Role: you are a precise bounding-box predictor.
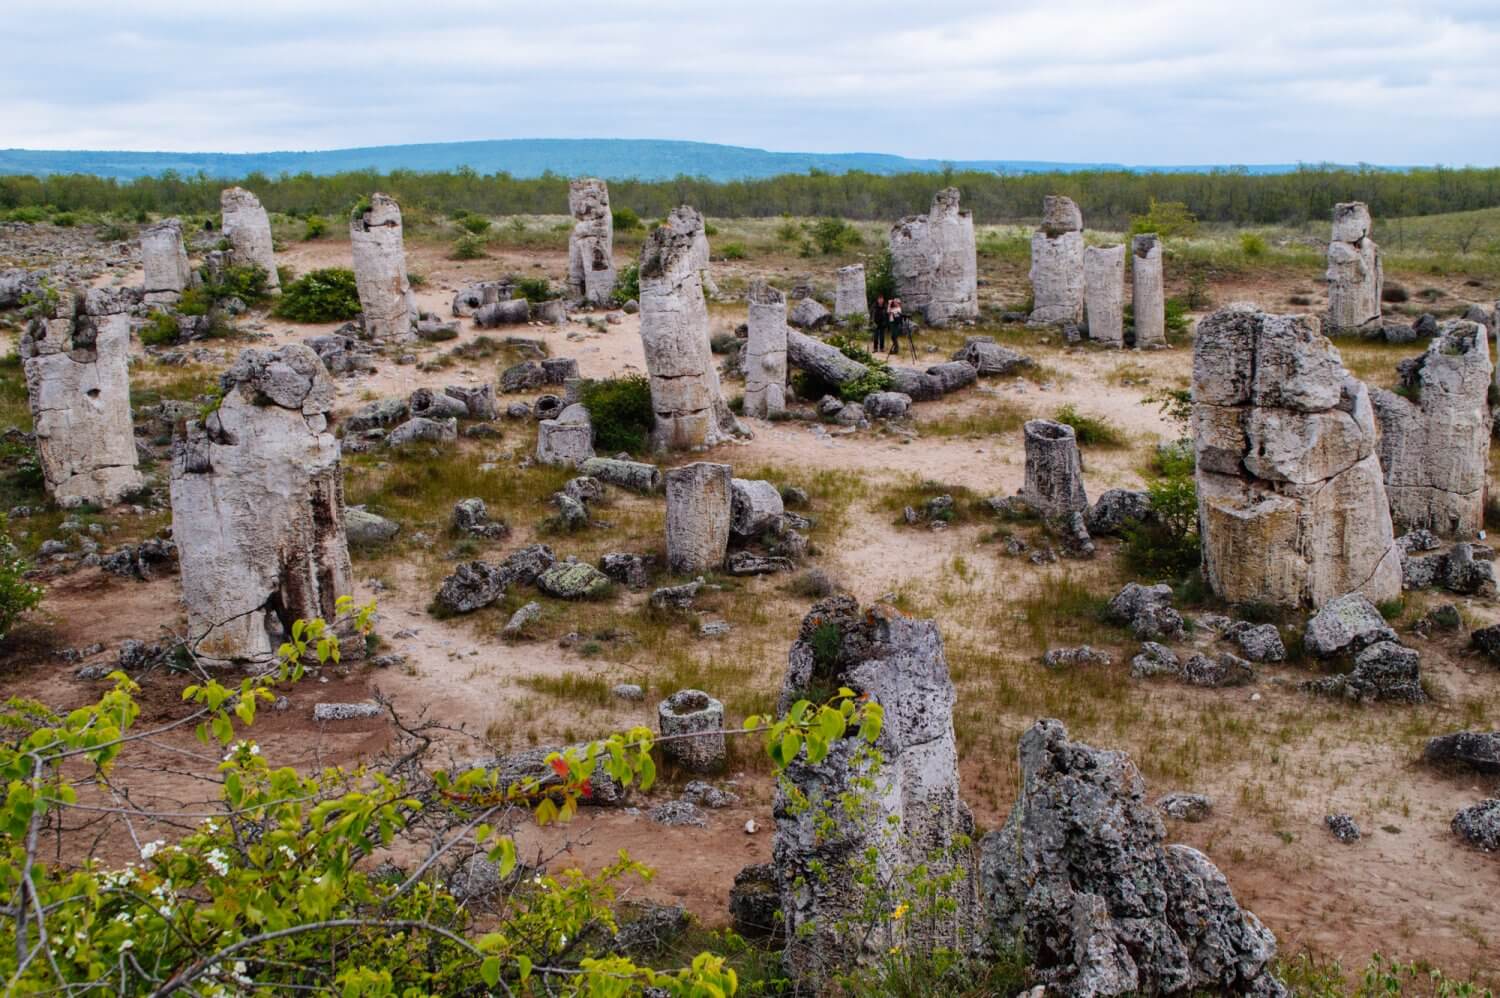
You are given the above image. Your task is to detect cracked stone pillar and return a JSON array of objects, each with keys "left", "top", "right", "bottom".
[
  {"left": 219, "top": 187, "right": 281, "bottom": 291},
  {"left": 350, "top": 193, "right": 418, "bottom": 340},
  {"left": 140, "top": 219, "right": 193, "bottom": 305},
  {"left": 1326, "top": 202, "right": 1382, "bottom": 333},
  {"left": 1022, "top": 419, "right": 1089, "bottom": 517},
  {"left": 566, "top": 178, "right": 616, "bottom": 305},
  {"left": 773, "top": 596, "right": 978, "bottom": 985},
  {"left": 1028, "top": 195, "right": 1085, "bottom": 327},
  {"left": 638, "top": 207, "right": 741, "bottom": 450},
  {"left": 1193, "top": 304, "right": 1400, "bottom": 607},
  {"left": 744, "top": 279, "right": 788, "bottom": 419},
  {"left": 664, "top": 461, "right": 731, "bottom": 574},
  {"left": 170, "top": 344, "right": 352, "bottom": 663},
  {"left": 889, "top": 187, "right": 977, "bottom": 327},
  {"left": 834, "top": 264, "right": 868, "bottom": 323},
  {"left": 20, "top": 288, "right": 143, "bottom": 507},
  {"left": 1084, "top": 244, "right": 1125, "bottom": 347},
  {"left": 1131, "top": 233, "right": 1165, "bottom": 347},
  {"left": 1371, "top": 320, "right": 1492, "bottom": 537}
]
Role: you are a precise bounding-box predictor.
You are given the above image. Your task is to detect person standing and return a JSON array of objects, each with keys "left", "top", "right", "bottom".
[
  {"left": 886, "top": 297, "right": 905, "bottom": 356},
  {"left": 871, "top": 293, "right": 888, "bottom": 353}
]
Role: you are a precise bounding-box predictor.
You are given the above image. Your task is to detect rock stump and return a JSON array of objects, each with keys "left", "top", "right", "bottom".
[
  {"left": 657, "top": 689, "right": 726, "bottom": 772},
  {"left": 1131, "top": 233, "right": 1165, "bottom": 347},
  {"left": 665, "top": 462, "right": 731, "bottom": 574},
  {"left": 1084, "top": 244, "right": 1125, "bottom": 347},
  {"left": 1028, "top": 195, "right": 1085, "bottom": 327}
]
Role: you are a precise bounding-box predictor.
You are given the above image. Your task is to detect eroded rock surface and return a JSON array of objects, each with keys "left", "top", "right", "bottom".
[
  {"left": 1326, "top": 202, "right": 1382, "bottom": 333},
  {"left": 220, "top": 187, "right": 280, "bottom": 290},
  {"left": 744, "top": 279, "right": 788, "bottom": 419},
  {"left": 1028, "top": 196, "right": 1085, "bottom": 327},
  {"left": 665, "top": 462, "right": 731, "bottom": 574},
  {"left": 350, "top": 193, "right": 418, "bottom": 340},
  {"left": 1084, "top": 243, "right": 1125, "bottom": 346},
  {"left": 567, "top": 178, "right": 616, "bottom": 305},
  {"left": 1131, "top": 234, "right": 1166, "bottom": 347},
  {"left": 889, "top": 187, "right": 978, "bottom": 326},
  {"left": 139, "top": 219, "right": 192, "bottom": 303}
]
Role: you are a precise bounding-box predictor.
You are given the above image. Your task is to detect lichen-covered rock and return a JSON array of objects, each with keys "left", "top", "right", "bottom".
[
  {"left": 1131, "top": 234, "right": 1166, "bottom": 347},
  {"left": 578, "top": 457, "right": 662, "bottom": 493},
  {"left": 1042, "top": 645, "right": 1113, "bottom": 669},
  {"left": 536, "top": 403, "right": 595, "bottom": 466},
  {"left": 1326, "top": 202, "right": 1382, "bottom": 333},
  {"left": 1452, "top": 799, "right": 1500, "bottom": 851},
  {"left": 1084, "top": 244, "right": 1126, "bottom": 346},
  {"left": 978, "top": 719, "right": 1285, "bottom": 997},
  {"left": 1304, "top": 592, "right": 1396, "bottom": 657},
  {"left": 1424, "top": 731, "right": 1500, "bottom": 774},
  {"left": 744, "top": 280, "right": 788, "bottom": 418},
  {"left": 1087, "top": 489, "right": 1152, "bottom": 536},
  {"left": 725, "top": 551, "right": 794, "bottom": 576},
  {"left": 658, "top": 689, "right": 725, "bottom": 772},
  {"left": 1440, "top": 542, "right": 1496, "bottom": 596},
  {"left": 21, "top": 288, "right": 143, "bottom": 506},
  {"left": 435, "top": 560, "right": 507, "bottom": 614},
  {"left": 650, "top": 578, "right": 702, "bottom": 610},
  {"left": 1370, "top": 321, "right": 1491, "bottom": 537},
  {"left": 140, "top": 219, "right": 193, "bottom": 302},
  {"left": 1226, "top": 622, "right": 1286, "bottom": 663},
  {"left": 834, "top": 264, "right": 867, "bottom": 322},
  {"left": 598, "top": 552, "right": 653, "bottom": 590},
  {"left": 863, "top": 391, "right": 911, "bottom": 420},
  {"left": 1193, "top": 304, "right": 1400, "bottom": 607},
  {"left": 345, "top": 508, "right": 399, "bottom": 546},
  {"left": 344, "top": 397, "right": 408, "bottom": 433},
  {"left": 451, "top": 497, "right": 509, "bottom": 539},
  {"left": 1028, "top": 196, "right": 1085, "bottom": 327},
  {"left": 1107, "top": 583, "right": 1186, "bottom": 641},
  {"left": 665, "top": 462, "right": 731, "bottom": 574},
  {"left": 1159, "top": 792, "right": 1213, "bottom": 823},
  {"left": 1344, "top": 641, "right": 1425, "bottom": 703},
  {"left": 170, "top": 344, "right": 351, "bottom": 662},
  {"left": 1131, "top": 641, "right": 1180, "bottom": 678},
  {"left": 730, "top": 478, "right": 784, "bottom": 539},
  {"left": 220, "top": 187, "right": 280, "bottom": 291},
  {"left": 1179, "top": 652, "right": 1255, "bottom": 688},
  {"left": 889, "top": 187, "right": 978, "bottom": 326},
  {"left": 386, "top": 416, "right": 456, "bottom": 448},
  {"left": 1023, "top": 419, "right": 1089, "bottom": 518},
  {"left": 567, "top": 178, "right": 616, "bottom": 305},
  {"left": 729, "top": 863, "right": 783, "bottom": 939},
  {"left": 536, "top": 561, "right": 611, "bottom": 599},
  {"left": 350, "top": 193, "right": 417, "bottom": 339}
]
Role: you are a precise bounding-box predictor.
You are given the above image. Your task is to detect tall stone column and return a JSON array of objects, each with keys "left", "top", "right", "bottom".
[
  {"left": 220, "top": 187, "right": 281, "bottom": 290},
  {"left": 350, "top": 193, "right": 418, "bottom": 340},
  {"left": 664, "top": 461, "right": 731, "bottom": 574},
  {"left": 834, "top": 264, "right": 868, "bottom": 323},
  {"left": 744, "top": 279, "right": 788, "bottom": 419},
  {"left": 1326, "top": 201, "right": 1382, "bottom": 333},
  {"left": 21, "top": 288, "right": 143, "bottom": 507},
  {"left": 566, "top": 178, "right": 616, "bottom": 305},
  {"left": 140, "top": 219, "right": 193, "bottom": 305},
  {"left": 170, "top": 345, "right": 352, "bottom": 663},
  {"left": 638, "top": 206, "right": 740, "bottom": 450},
  {"left": 1027, "top": 195, "right": 1085, "bottom": 327},
  {"left": 1083, "top": 244, "right": 1125, "bottom": 347},
  {"left": 1022, "top": 419, "right": 1089, "bottom": 517},
  {"left": 1131, "top": 233, "right": 1165, "bottom": 347},
  {"left": 889, "top": 187, "right": 977, "bottom": 326}
]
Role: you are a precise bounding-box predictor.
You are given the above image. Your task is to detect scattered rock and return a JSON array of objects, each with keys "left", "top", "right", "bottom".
[
  {"left": 502, "top": 601, "right": 543, "bottom": 638},
  {"left": 1179, "top": 652, "right": 1256, "bottom": 688},
  {"left": 1041, "top": 645, "right": 1112, "bottom": 669},
  {"left": 313, "top": 702, "right": 383, "bottom": 722},
  {"left": 536, "top": 562, "right": 611, "bottom": 600},
  {"left": 1304, "top": 593, "right": 1396, "bottom": 658},
  {"left": 1106, "top": 582, "right": 1186, "bottom": 641},
  {"left": 650, "top": 579, "right": 702, "bottom": 610},
  {"left": 1325, "top": 814, "right": 1361, "bottom": 843},
  {"left": 648, "top": 800, "right": 708, "bottom": 828},
  {"left": 1452, "top": 799, "right": 1500, "bottom": 851},
  {"left": 1159, "top": 792, "right": 1214, "bottom": 823},
  {"left": 1424, "top": 731, "right": 1500, "bottom": 774},
  {"left": 1131, "top": 641, "right": 1180, "bottom": 679},
  {"left": 1225, "top": 622, "right": 1286, "bottom": 663},
  {"left": 345, "top": 508, "right": 400, "bottom": 546},
  {"left": 682, "top": 780, "right": 740, "bottom": 809}
]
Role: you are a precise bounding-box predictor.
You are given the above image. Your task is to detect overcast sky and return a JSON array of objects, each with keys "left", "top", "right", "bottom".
[{"left": 5, "top": 0, "right": 1499, "bottom": 165}]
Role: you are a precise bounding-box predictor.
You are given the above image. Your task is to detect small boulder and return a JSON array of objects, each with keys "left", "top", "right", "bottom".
[
  {"left": 1086, "top": 489, "right": 1153, "bottom": 536},
  {"left": 1041, "top": 645, "right": 1113, "bottom": 669},
  {"left": 1225, "top": 622, "right": 1286, "bottom": 663},
  {"left": 1158, "top": 792, "right": 1213, "bottom": 822},
  {"left": 1106, "top": 582, "right": 1186, "bottom": 641},
  {"left": 1130, "top": 641, "right": 1180, "bottom": 678},
  {"left": 1304, "top": 593, "right": 1396, "bottom": 658},
  {"left": 1452, "top": 799, "right": 1500, "bottom": 851},
  {"left": 1424, "top": 731, "right": 1500, "bottom": 774},
  {"left": 536, "top": 562, "right": 611, "bottom": 600},
  {"left": 650, "top": 579, "right": 702, "bottom": 610},
  {"left": 1325, "top": 814, "right": 1361, "bottom": 843},
  {"left": 435, "top": 560, "right": 507, "bottom": 614},
  {"left": 729, "top": 863, "right": 782, "bottom": 940},
  {"left": 1179, "top": 652, "right": 1255, "bottom": 688},
  {"left": 345, "top": 508, "right": 400, "bottom": 546}
]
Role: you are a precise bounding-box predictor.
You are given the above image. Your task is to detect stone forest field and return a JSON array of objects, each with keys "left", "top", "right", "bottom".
[{"left": 0, "top": 168, "right": 1499, "bottom": 995}]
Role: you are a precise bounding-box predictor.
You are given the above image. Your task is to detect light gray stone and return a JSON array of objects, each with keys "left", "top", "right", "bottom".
[
  {"left": 1326, "top": 202, "right": 1382, "bottom": 333},
  {"left": 744, "top": 279, "right": 788, "bottom": 419},
  {"left": 658, "top": 689, "right": 726, "bottom": 772},
  {"left": 1022, "top": 419, "right": 1088, "bottom": 518},
  {"left": 1028, "top": 196, "right": 1085, "bottom": 327},
  {"left": 1304, "top": 592, "right": 1397, "bottom": 657},
  {"left": 1131, "top": 233, "right": 1166, "bottom": 347},
  {"left": 220, "top": 187, "right": 280, "bottom": 290},
  {"left": 665, "top": 462, "right": 731, "bottom": 574},
  {"left": 889, "top": 187, "right": 978, "bottom": 326},
  {"left": 730, "top": 478, "right": 784, "bottom": 539},
  {"left": 350, "top": 193, "right": 417, "bottom": 339},
  {"left": 140, "top": 219, "right": 192, "bottom": 300},
  {"left": 834, "top": 264, "right": 867, "bottom": 322},
  {"left": 1084, "top": 244, "right": 1126, "bottom": 347},
  {"left": 567, "top": 178, "right": 616, "bottom": 305},
  {"left": 536, "top": 403, "right": 595, "bottom": 467}
]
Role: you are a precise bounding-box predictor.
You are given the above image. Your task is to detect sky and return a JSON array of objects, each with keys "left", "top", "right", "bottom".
[{"left": 5, "top": 0, "right": 1500, "bottom": 166}]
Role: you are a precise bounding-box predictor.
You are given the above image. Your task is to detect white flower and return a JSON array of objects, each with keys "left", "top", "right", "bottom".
[
  {"left": 205, "top": 847, "right": 230, "bottom": 876},
  {"left": 139, "top": 839, "right": 165, "bottom": 860},
  {"left": 278, "top": 845, "right": 297, "bottom": 863},
  {"left": 119, "top": 938, "right": 133, "bottom": 951}
]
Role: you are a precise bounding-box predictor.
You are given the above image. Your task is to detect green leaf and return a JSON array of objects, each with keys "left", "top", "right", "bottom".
[
  {"left": 481, "top": 957, "right": 500, "bottom": 987},
  {"left": 516, "top": 955, "right": 532, "bottom": 981}
]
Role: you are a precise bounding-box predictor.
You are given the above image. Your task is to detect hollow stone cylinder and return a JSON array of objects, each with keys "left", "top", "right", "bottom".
[
  {"left": 1131, "top": 233, "right": 1165, "bottom": 348},
  {"left": 1326, "top": 201, "right": 1382, "bottom": 333},
  {"left": 1028, "top": 195, "right": 1086, "bottom": 327},
  {"left": 744, "top": 279, "right": 788, "bottom": 419},
  {"left": 1022, "top": 419, "right": 1088, "bottom": 517},
  {"left": 567, "top": 178, "right": 616, "bottom": 305},
  {"left": 834, "top": 264, "right": 868, "bottom": 322},
  {"left": 350, "top": 193, "right": 418, "bottom": 340},
  {"left": 665, "top": 461, "right": 731, "bottom": 574},
  {"left": 140, "top": 219, "right": 193, "bottom": 304},
  {"left": 657, "top": 689, "right": 726, "bottom": 772},
  {"left": 1083, "top": 244, "right": 1125, "bottom": 347},
  {"left": 220, "top": 187, "right": 280, "bottom": 291}
]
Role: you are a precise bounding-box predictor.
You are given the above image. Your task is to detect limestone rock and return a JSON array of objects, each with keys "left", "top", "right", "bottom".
[
  {"left": 536, "top": 403, "right": 595, "bottom": 467},
  {"left": 729, "top": 864, "right": 783, "bottom": 939},
  {"left": 862, "top": 391, "right": 911, "bottom": 420},
  {"left": 1326, "top": 202, "right": 1382, "bottom": 333},
  {"left": 408, "top": 388, "right": 468, "bottom": 421},
  {"left": 1325, "top": 814, "right": 1361, "bottom": 843},
  {"left": 452, "top": 498, "right": 509, "bottom": 539},
  {"left": 744, "top": 279, "right": 788, "bottom": 418},
  {"left": 1084, "top": 244, "right": 1126, "bottom": 346},
  {"left": 1028, "top": 196, "right": 1085, "bottom": 327},
  {"left": 474, "top": 300, "right": 531, "bottom": 328},
  {"left": 834, "top": 264, "right": 867, "bottom": 322},
  {"left": 435, "top": 561, "right": 508, "bottom": 614},
  {"left": 1107, "top": 583, "right": 1186, "bottom": 641},
  {"left": 567, "top": 178, "right": 616, "bottom": 305},
  {"left": 1226, "top": 622, "right": 1286, "bottom": 663},
  {"left": 789, "top": 296, "right": 832, "bottom": 330},
  {"left": 345, "top": 507, "right": 400, "bottom": 546},
  {"left": 1131, "top": 234, "right": 1166, "bottom": 347},
  {"left": 1452, "top": 799, "right": 1500, "bottom": 851},
  {"left": 219, "top": 187, "right": 280, "bottom": 291},
  {"left": 1179, "top": 652, "right": 1255, "bottom": 688},
  {"left": 658, "top": 689, "right": 725, "bottom": 772},
  {"left": 787, "top": 329, "right": 870, "bottom": 389},
  {"left": 598, "top": 552, "right": 653, "bottom": 590},
  {"left": 579, "top": 456, "right": 662, "bottom": 493},
  {"left": 386, "top": 416, "right": 456, "bottom": 448},
  {"left": 140, "top": 219, "right": 193, "bottom": 301},
  {"left": 1304, "top": 592, "right": 1396, "bottom": 657},
  {"left": 1087, "top": 489, "right": 1152, "bottom": 536},
  {"left": 1424, "top": 731, "right": 1500, "bottom": 774},
  {"left": 1022, "top": 419, "right": 1089, "bottom": 518},
  {"left": 1042, "top": 645, "right": 1113, "bottom": 669},
  {"left": 665, "top": 462, "right": 731, "bottom": 574},
  {"left": 889, "top": 187, "right": 978, "bottom": 326},
  {"left": 650, "top": 578, "right": 702, "bottom": 610},
  {"left": 344, "top": 397, "right": 408, "bottom": 433},
  {"left": 1159, "top": 792, "right": 1213, "bottom": 823},
  {"left": 536, "top": 562, "right": 611, "bottom": 599},
  {"left": 350, "top": 193, "right": 418, "bottom": 339},
  {"left": 730, "top": 478, "right": 784, "bottom": 539},
  {"left": 451, "top": 280, "right": 513, "bottom": 317},
  {"left": 951, "top": 336, "right": 1031, "bottom": 376},
  {"left": 444, "top": 384, "right": 497, "bottom": 421},
  {"left": 1131, "top": 641, "right": 1181, "bottom": 678},
  {"left": 725, "top": 551, "right": 794, "bottom": 576}
]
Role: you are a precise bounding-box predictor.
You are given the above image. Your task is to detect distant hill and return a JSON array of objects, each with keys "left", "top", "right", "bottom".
[{"left": 0, "top": 138, "right": 1314, "bottom": 182}]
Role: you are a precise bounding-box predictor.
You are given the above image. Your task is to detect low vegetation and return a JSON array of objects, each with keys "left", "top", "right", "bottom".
[{"left": 272, "top": 267, "right": 362, "bottom": 322}]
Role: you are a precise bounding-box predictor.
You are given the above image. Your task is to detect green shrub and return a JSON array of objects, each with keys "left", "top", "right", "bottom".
[
  {"left": 865, "top": 248, "right": 896, "bottom": 303},
  {"left": 610, "top": 264, "right": 640, "bottom": 306},
  {"left": 513, "top": 277, "right": 558, "bottom": 303},
  {"left": 1055, "top": 404, "right": 1124, "bottom": 447},
  {"left": 7, "top": 206, "right": 47, "bottom": 224},
  {"left": 140, "top": 310, "right": 181, "bottom": 347},
  {"left": 303, "top": 214, "right": 327, "bottom": 240},
  {"left": 51, "top": 212, "right": 77, "bottom": 227},
  {"left": 1128, "top": 198, "right": 1198, "bottom": 239},
  {"left": 459, "top": 213, "right": 492, "bottom": 235},
  {"left": 0, "top": 516, "right": 41, "bottom": 642},
  {"left": 1122, "top": 454, "right": 1200, "bottom": 579},
  {"left": 349, "top": 195, "right": 372, "bottom": 220},
  {"left": 98, "top": 222, "right": 129, "bottom": 243},
  {"left": 825, "top": 334, "right": 893, "bottom": 401},
  {"left": 612, "top": 207, "right": 642, "bottom": 230},
  {"left": 451, "top": 234, "right": 487, "bottom": 260},
  {"left": 1164, "top": 297, "right": 1189, "bottom": 336},
  {"left": 1239, "top": 232, "right": 1268, "bottom": 257},
  {"left": 272, "top": 268, "right": 362, "bottom": 322},
  {"left": 719, "top": 241, "right": 748, "bottom": 260},
  {"left": 703, "top": 222, "right": 719, "bottom": 237},
  {"left": 775, "top": 217, "right": 801, "bottom": 242},
  {"left": 579, "top": 375, "right": 655, "bottom": 454},
  {"left": 811, "top": 217, "right": 860, "bottom": 254}
]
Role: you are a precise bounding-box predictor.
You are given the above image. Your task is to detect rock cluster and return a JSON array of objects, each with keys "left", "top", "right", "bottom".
[
  {"left": 743, "top": 279, "right": 788, "bottom": 418},
  {"left": 566, "top": 178, "right": 616, "bottom": 305},
  {"left": 220, "top": 187, "right": 280, "bottom": 291},
  {"left": 889, "top": 187, "right": 978, "bottom": 326},
  {"left": 1326, "top": 202, "right": 1382, "bottom": 333},
  {"left": 1028, "top": 196, "right": 1086, "bottom": 327},
  {"left": 349, "top": 193, "right": 418, "bottom": 340}
]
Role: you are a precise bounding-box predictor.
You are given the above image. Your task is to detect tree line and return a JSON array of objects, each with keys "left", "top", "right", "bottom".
[{"left": 4, "top": 164, "right": 1500, "bottom": 227}]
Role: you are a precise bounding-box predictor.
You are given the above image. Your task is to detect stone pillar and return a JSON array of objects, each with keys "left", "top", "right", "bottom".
[
  {"left": 889, "top": 187, "right": 977, "bottom": 327},
  {"left": 170, "top": 344, "right": 352, "bottom": 663},
  {"left": 664, "top": 461, "right": 731, "bottom": 574},
  {"left": 1083, "top": 244, "right": 1125, "bottom": 347},
  {"left": 1022, "top": 419, "right": 1088, "bottom": 517},
  {"left": 1326, "top": 201, "right": 1382, "bottom": 333},
  {"left": 638, "top": 207, "right": 740, "bottom": 450},
  {"left": 566, "top": 178, "right": 616, "bottom": 305},
  {"left": 140, "top": 219, "right": 193, "bottom": 305},
  {"left": 20, "top": 288, "right": 143, "bottom": 507},
  {"left": 834, "top": 264, "right": 868, "bottom": 323},
  {"left": 219, "top": 187, "right": 281, "bottom": 290},
  {"left": 744, "top": 279, "right": 788, "bottom": 419},
  {"left": 536, "top": 403, "right": 596, "bottom": 467},
  {"left": 1027, "top": 195, "right": 1085, "bottom": 327},
  {"left": 350, "top": 193, "right": 418, "bottom": 340},
  {"left": 1371, "top": 320, "right": 1492, "bottom": 537},
  {"left": 1193, "top": 304, "right": 1400, "bottom": 607},
  {"left": 773, "top": 596, "right": 977, "bottom": 985},
  {"left": 657, "top": 689, "right": 726, "bottom": 772},
  {"left": 1131, "top": 233, "right": 1165, "bottom": 347}
]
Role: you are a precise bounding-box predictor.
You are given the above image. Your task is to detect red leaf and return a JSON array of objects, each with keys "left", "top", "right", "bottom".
[
  {"left": 579, "top": 779, "right": 593, "bottom": 799},
  {"left": 549, "top": 758, "right": 569, "bottom": 777}
]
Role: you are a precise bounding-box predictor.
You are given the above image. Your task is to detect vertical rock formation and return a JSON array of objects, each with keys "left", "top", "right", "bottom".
[
  {"left": 535, "top": 403, "right": 596, "bottom": 467},
  {"left": 1131, "top": 233, "right": 1166, "bottom": 347},
  {"left": 889, "top": 187, "right": 978, "bottom": 326},
  {"left": 834, "top": 264, "right": 868, "bottom": 323},
  {"left": 1028, "top": 195, "right": 1086, "bottom": 327},
  {"left": 743, "top": 279, "right": 788, "bottom": 419},
  {"left": 1023, "top": 419, "right": 1089, "bottom": 517},
  {"left": 1371, "top": 320, "right": 1492, "bottom": 537},
  {"left": 774, "top": 596, "right": 978, "bottom": 984},
  {"left": 664, "top": 462, "right": 731, "bottom": 575},
  {"left": 566, "top": 178, "right": 616, "bottom": 305},
  {"left": 139, "top": 219, "right": 193, "bottom": 305},
  {"left": 170, "top": 345, "right": 352, "bottom": 663},
  {"left": 1193, "top": 304, "right": 1400, "bottom": 608},
  {"left": 1084, "top": 244, "right": 1125, "bottom": 347},
  {"left": 219, "top": 187, "right": 281, "bottom": 291},
  {"left": 638, "top": 207, "right": 740, "bottom": 450},
  {"left": 21, "top": 288, "right": 143, "bottom": 507},
  {"left": 1326, "top": 202, "right": 1382, "bottom": 333},
  {"left": 350, "top": 193, "right": 418, "bottom": 340}
]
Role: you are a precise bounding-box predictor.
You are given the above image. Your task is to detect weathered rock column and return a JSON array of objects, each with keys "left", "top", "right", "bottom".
[
  {"left": 774, "top": 597, "right": 977, "bottom": 984},
  {"left": 744, "top": 279, "right": 788, "bottom": 419},
  {"left": 140, "top": 219, "right": 193, "bottom": 305},
  {"left": 21, "top": 288, "right": 143, "bottom": 507},
  {"left": 657, "top": 690, "right": 726, "bottom": 772},
  {"left": 1371, "top": 320, "right": 1492, "bottom": 536},
  {"left": 1083, "top": 243, "right": 1125, "bottom": 347},
  {"left": 834, "top": 264, "right": 868, "bottom": 323},
  {"left": 664, "top": 461, "right": 731, "bottom": 574},
  {"left": 536, "top": 403, "right": 596, "bottom": 467},
  {"left": 1022, "top": 419, "right": 1089, "bottom": 517},
  {"left": 1326, "top": 201, "right": 1382, "bottom": 333},
  {"left": 1193, "top": 304, "right": 1400, "bottom": 607},
  {"left": 220, "top": 187, "right": 280, "bottom": 291},
  {"left": 170, "top": 344, "right": 352, "bottom": 663},
  {"left": 1131, "top": 233, "right": 1165, "bottom": 347},
  {"left": 566, "top": 178, "right": 616, "bottom": 305},
  {"left": 1027, "top": 195, "right": 1086, "bottom": 327},
  {"left": 350, "top": 193, "right": 418, "bottom": 340},
  {"left": 889, "top": 187, "right": 977, "bottom": 326},
  {"left": 638, "top": 207, "right": 740, "bottom": 450}
]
